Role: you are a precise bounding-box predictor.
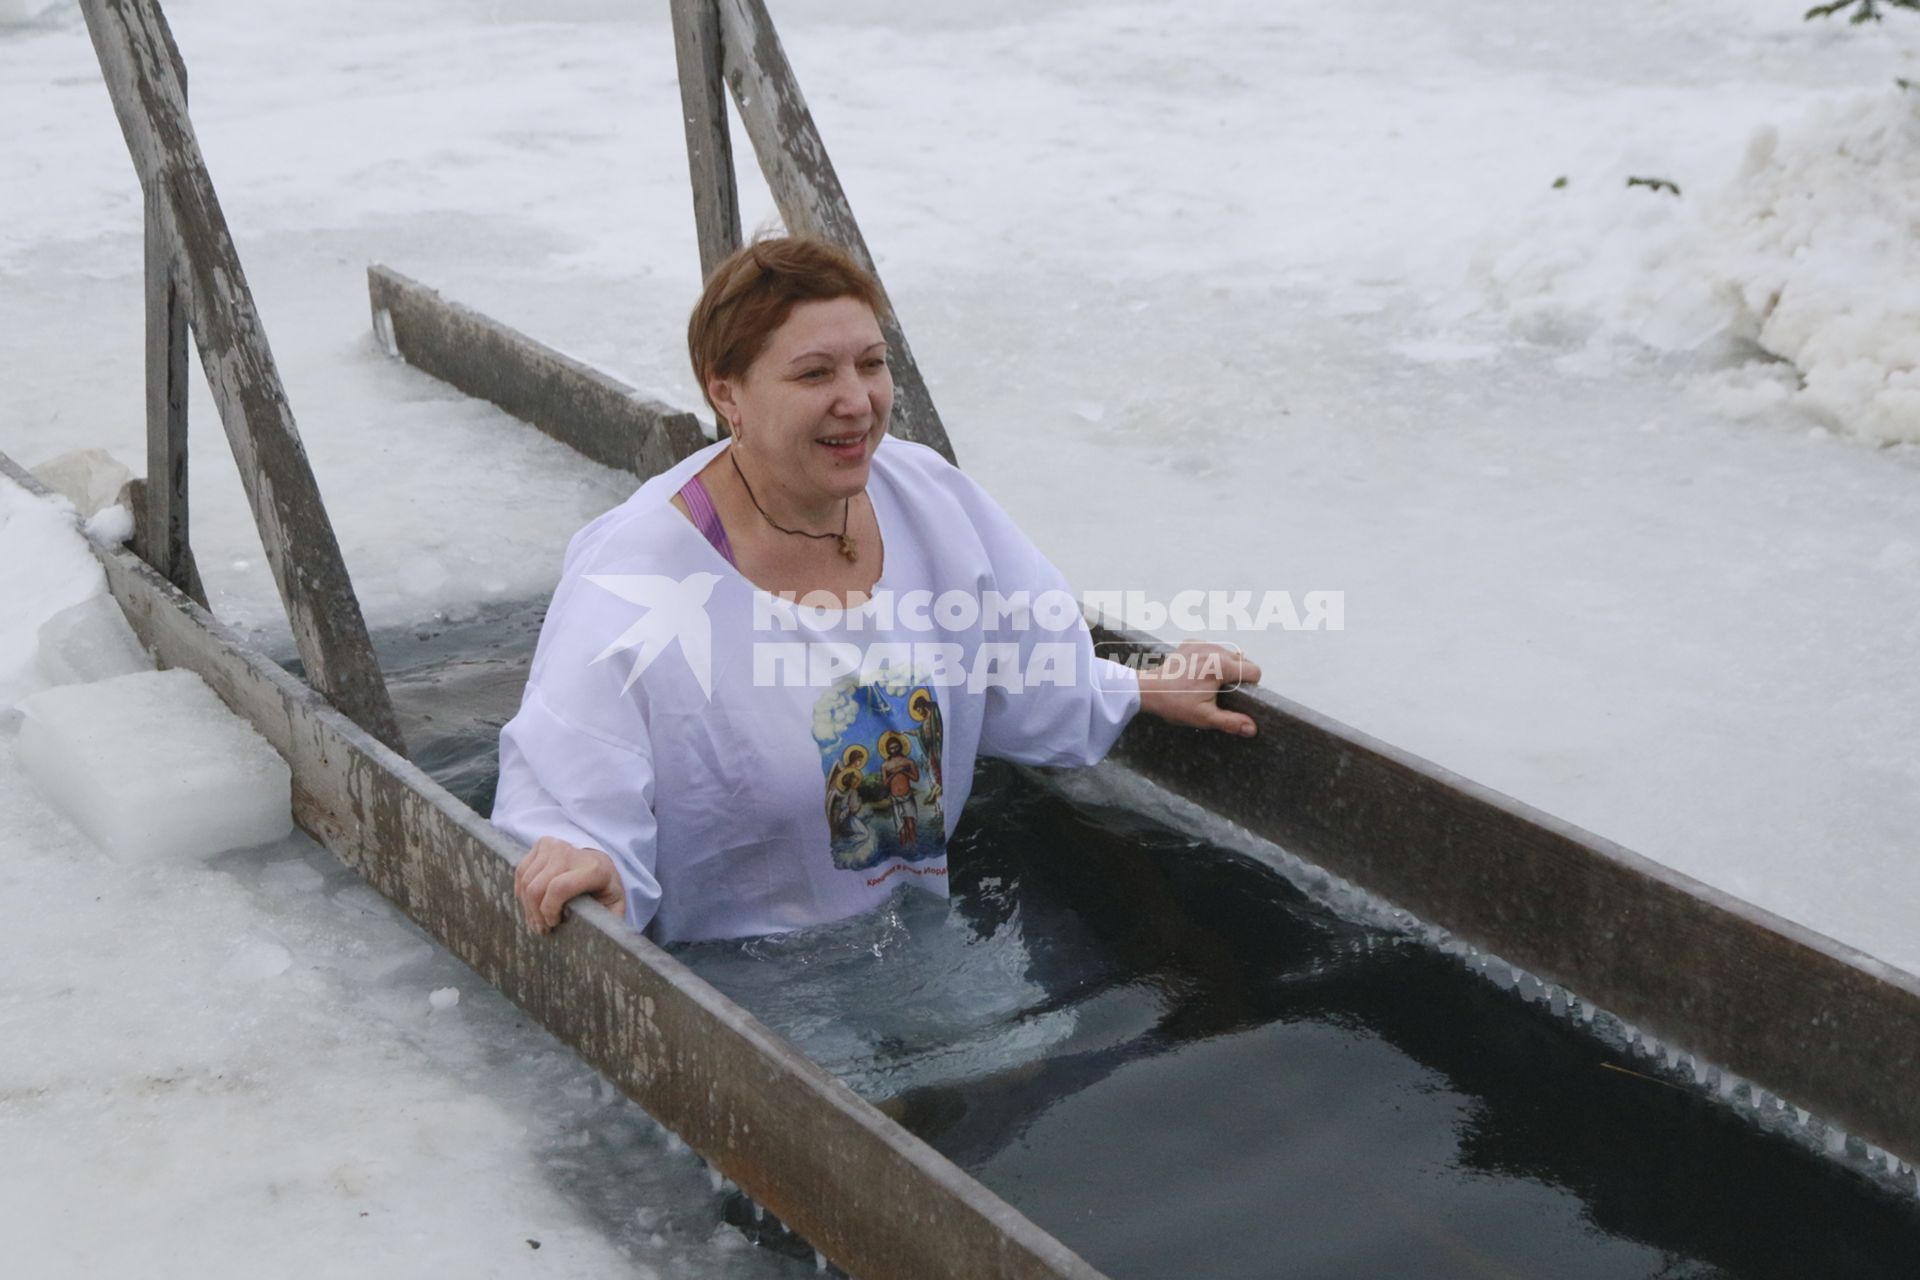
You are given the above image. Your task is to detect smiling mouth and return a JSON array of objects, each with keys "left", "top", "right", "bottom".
[{"left": 816, "top": 431, "right": 869, "bottom": 448}]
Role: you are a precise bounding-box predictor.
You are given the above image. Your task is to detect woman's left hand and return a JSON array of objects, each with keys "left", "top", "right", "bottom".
[{"left": 1135, "top": 640, "right": 1263, "bottom": 738}]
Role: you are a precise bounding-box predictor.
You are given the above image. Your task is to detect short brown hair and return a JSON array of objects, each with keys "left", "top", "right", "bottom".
[{"left": 687, "top": 235, "right": 889, "bottom": 415}]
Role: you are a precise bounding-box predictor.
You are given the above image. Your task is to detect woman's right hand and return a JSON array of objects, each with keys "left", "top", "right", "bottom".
[{"left": 514, "top": 836, "right": 625, "bottom": 935}]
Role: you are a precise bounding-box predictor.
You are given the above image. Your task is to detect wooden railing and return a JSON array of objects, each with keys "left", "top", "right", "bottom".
[{"left": 81, "top": 0, "right": 402, "bottom": 753}]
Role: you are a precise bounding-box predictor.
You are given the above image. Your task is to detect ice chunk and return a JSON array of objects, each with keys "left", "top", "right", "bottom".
[
  {"left": 428, "top": 986, "right": 460, "bottom": 1011},
  {"left": 34, "top": 593, "right": 151, "bottom": 687},
  {"left": 28, "top": 448, "right": 133, "bottom": 520},
  {"left": 17, "top": 669, "right": 292, "bottom": 861}
]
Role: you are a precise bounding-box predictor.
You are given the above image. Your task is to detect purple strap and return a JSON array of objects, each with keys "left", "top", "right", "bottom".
[{"left": 678, "top": 474, "right": 737, "bottom": 568}]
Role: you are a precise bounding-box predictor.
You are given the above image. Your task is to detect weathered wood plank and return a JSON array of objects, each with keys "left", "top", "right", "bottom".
[
  {"left": 368, "top": 265, "right": 708, "bottom": 478},
  {"left": 0, "top": 448, "right": 1104, "bottom": 1280},
  {"left": 80, "top": 0, "right": 401, "bottom": 753},
  {"left": 713, "top": 0, "right": 957, "bottom": 465},
  {"left": 143, "top": 185, "right": 196, "bottom": 602},
  {"left": 141, "top": 15, "right": 192, "bottom": 597},
  {"left": 1091, "top": 619, "right": 1920, "bottom": 1171},
  {"left": 669, "top": 0, "right": 743, "bottom": 284}
]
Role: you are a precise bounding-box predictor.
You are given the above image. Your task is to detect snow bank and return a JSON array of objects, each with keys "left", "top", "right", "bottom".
[
  {"left": 1464, "top": 89, "right": 1920, "bottom": 445},
  {"left": 20, "top": 668, "right": 294, "bottom": 861}
]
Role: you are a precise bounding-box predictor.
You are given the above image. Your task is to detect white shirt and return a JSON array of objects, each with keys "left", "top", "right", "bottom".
[{"left": 491, "top": 437, "right": 1140, "bottom": 943}]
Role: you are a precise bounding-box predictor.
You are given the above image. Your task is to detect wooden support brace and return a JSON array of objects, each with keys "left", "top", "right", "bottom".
[
  {"left": 714, "top": 0, "right": 957, "bottom": 465},
  {"left": 669, "top": 0, "right": 744, "bottom": 283},
  {"left": 142, "top": 187, "right": 198, "bottom": 604},
  {"left": 81, "top": 0, "right": 402, "bottom": 755},
  {"left": 141, "top": 25, "right": 197, "bottom": 602}
]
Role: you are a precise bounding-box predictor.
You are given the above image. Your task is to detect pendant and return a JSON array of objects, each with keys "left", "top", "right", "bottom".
[{"left": 838, "top": 534, "right": 858, "bottom": 564}]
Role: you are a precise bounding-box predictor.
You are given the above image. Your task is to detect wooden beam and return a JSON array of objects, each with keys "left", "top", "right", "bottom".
[
  {"left": 0, "top": 447, "right": 1106, "bottom": 1280},
  {"left": 669, "top": 0, "right": 743, "bottom": 283},
  {"left": 368, "top": 265, "right": 708, "bottom": 478},
  {"left": 143, "top": 185, "right": 197, "bottom": 604},
  {"left": 80, "top": 0, "right": 402, "bottom": 754},
  {"left": 141, "top": 17, "right": 195, "bottom": 601},
  {"left": 1091, "top": 620, "right": 1920, "bottom": 1171},
  {"left": 714, "top": 0, "right": 957, "bottom": 465}
]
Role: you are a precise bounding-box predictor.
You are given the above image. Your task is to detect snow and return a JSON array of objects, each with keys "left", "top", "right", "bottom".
[
  {"left": 19, "top": 668, "right": 293, "bottom": 861},
  {"left": 4, "top": 0, "right": 1920, "bottom": 1266},
  {"left": 1459, "top": 89, "right": 1920, "bottom": 443}
]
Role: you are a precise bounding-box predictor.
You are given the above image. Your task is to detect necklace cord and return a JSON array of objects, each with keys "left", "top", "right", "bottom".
[{"left": 729, "top": 448, "right": 860, "bottom": 563}]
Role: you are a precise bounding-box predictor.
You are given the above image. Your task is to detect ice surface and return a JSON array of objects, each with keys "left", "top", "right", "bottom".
[
  {"left": 0, "top": 0, "right": 61, "bottom": 28},
  {"left": 18, "top": 668, "right": 293, "bottom": 861},
  {"left": 34, "top": 591, "right": 150, "bottom": 687}
]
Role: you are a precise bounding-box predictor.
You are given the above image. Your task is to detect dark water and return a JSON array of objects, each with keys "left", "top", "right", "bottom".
[{"left": 358, "top": 605, "right": 1920, "bottom": 1280}]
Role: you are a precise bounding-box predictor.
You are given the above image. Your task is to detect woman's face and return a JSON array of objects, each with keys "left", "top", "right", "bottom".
[{"left": 713, "top": 296, "right": 894, "bottom": 505}]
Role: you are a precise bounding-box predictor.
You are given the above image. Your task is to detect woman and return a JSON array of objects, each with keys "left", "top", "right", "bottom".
[{"left": 496, "top": 236, "right": 1258, "bottom": 943}]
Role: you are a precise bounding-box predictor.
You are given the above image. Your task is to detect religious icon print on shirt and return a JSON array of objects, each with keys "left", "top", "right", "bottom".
[{"left": 813, "top": 670, "right": 946, "bottom": 871}]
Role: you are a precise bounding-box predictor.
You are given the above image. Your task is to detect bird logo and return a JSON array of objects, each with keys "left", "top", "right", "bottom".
[{"left": 584, "top": 572, "right": 723, "bottom": 698}]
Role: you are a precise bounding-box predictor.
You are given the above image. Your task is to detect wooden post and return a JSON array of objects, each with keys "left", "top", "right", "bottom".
[
  {"left": 141, "top": 26, "right": 201, "bottom": 605},
  {"left": 142, "top": 187, "right": 196, "bottom": 600},
  {"left": 712, "top": 0, "right": 957, "bottom": 464},
  {"left": 81, "top": 0, "right": 403, "bottom": 755},
  {"left": 669, "top": 0, "right": 743, "bottom": 283}
]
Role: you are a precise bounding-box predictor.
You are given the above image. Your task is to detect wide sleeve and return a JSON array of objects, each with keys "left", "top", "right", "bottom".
[
  {"left": 493, "top": 686, "right": 662, "bottom": 933},
  {"left": 491, "top": 555, "right": 664, "bottom": 934},
  {"left": 936, "top": 460, "right": 1141, "bottom": 768}
]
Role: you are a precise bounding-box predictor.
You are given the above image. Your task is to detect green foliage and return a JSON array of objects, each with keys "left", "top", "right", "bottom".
[
  {"left": 1804, "top": 0, "right": 1919, "bottom": 23},
  {"left": 1626, "top": 176, "right": 1682, "bottom": 196}
]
